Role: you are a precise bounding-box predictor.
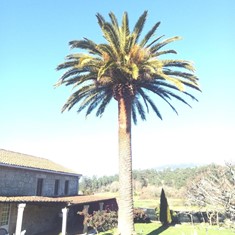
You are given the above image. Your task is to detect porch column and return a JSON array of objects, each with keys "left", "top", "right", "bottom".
[
  {"left": 99, "top": 202, "right": 104, "bottom": 211},
  {"left": 82, "top": 205, "right": 90, "bottom": 234},
  {"left": 61, "top": 207, "right": 69, "bottom": 235},
  {"left": 15, "top": 203, "right": 26, "bottom": 235}
]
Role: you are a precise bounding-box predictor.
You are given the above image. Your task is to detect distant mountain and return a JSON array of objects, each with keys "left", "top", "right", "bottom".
[
  {"left": 133, "top": 162, "right": 205, "bottom": 172},
  {"left": 154, "top": 162, "right": 203, "bottom": 170}
]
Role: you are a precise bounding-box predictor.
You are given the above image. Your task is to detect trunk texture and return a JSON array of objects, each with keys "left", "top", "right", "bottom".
[{"left": 117, "top": 97, "right": 135, "bottom": 235}]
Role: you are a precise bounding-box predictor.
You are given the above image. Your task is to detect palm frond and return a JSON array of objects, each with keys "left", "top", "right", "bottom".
[
  {"left": 69, "top": 73, "right": 97, "bottom": 88},
  {"left": 163, "top": 89, "right": 192, "bottom": 108},
  {"left": 132, "top": 10, "right": 148, "bottom": 44},
  {"left": 96, "top": 89, "right": 113, "bottom": 116},
  {"left": 61, "top": 84, "right": 96, "bottom": 112},
  {"left": 143, "top": 94, "right": 163, "bottom": 119},
  {"left": 162, "top": 59, "right": 195, "bottom": 72},
  {"left": 180, "top": 81, "right": 201, "bottom": 93},
  {"left": 139, "top": 21, "right": 161, "bottom": 47},
  {"left": 101, "top": 22, "right": 120, "bottom": 58},
  {"left": 147, "top": 35, "right": 165, "bottom": 48},
  {"left": 97, "top": 43, "right": 117, "bottom": 60},
  {"left": 97, "top": 61, "right": 114, "bottom": 81},
  {"left": 121, "top": 12, "right": 130, "bottom": 38},
  {"left": 152, "top": 80, "right": 198, "bottom": 107},
  {"left": 164, "top": 70, "right": 198, "bottom": 82},
  {"left": 156, "top": 70, "right": 185, "bottom": 91},
  {"left": 96, "top": 13, "right": 106, "bottom": 28},
  {"left": 77, "top": 90, "right": 101, "bottom": 113},
  {"left": 85, "top": 91, "right": 107, "bottom": 117},
  {"left": 69, "top": 38, "right": 101, "bottom": 55},
  {"left": 55, "top": 68, "right": 85, "bottom": 87},
  {"left": 131, "top": 63, "right": 139, "bottom": 79},
  {"left": 109, "top": 12, "right": 119, "bottom": 30},
  {"left": 134, "top": 98, "right": 146, "bottom": 121},
  {"left": 137, "top": 88, "right": 149, "bottom": 113},
  {"left": 151, "top": 36, "right": 182, "bottom": 53},
  {"left": 153, "top": 80, "right": 200, "bottom": 100},
  {"left": 131, "top": 103, "right": 137, "bottom": 124},
  {"left": 120, "top": 12, "right": 130, "bottom": 55},
  {"left": 56, "top": 61, "right": 79, "bottom": 70},
  {"left": 156, "top": 92, "right": 179, "bottom": 114},
  {"left": 137, "top": 81, "right": 181, "bottom": 116},
  {"left": 154, "top": 49, "right": 177, "bottom": 56}
]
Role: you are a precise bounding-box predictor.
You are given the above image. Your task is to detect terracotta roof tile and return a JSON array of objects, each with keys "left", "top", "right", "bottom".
[
  {"left": 0, "top": 149, "right": 80, "bottom": 176},
  {"left": 64, "top": 195, "right": 117, "bottom": 205},
  {"left": 0, "top": 196, "right": 68, "bottom": 203},
  {"left": 0, "top": 195, "right": 116, "bottom": 205}
]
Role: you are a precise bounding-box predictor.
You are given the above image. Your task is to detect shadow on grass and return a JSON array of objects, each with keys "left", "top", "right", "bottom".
[{"left": 147, "top": 224, "right": 170, "bottom": 235}]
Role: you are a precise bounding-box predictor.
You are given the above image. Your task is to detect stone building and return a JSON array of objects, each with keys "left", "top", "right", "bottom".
[{"left": 0, "top": 149, "right": 117, "bottom": 235}]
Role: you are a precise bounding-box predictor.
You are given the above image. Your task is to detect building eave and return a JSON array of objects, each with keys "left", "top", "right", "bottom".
[{"left": 0, "top": 163, "right": 82, "bottom": 178}]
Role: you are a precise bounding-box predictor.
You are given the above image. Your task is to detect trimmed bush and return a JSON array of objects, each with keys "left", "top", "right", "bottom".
[{"left": 160, "top": 188, "right": 172, "bottom": 225}]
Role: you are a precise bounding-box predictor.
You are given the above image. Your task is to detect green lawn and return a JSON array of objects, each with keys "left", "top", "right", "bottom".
[
  {"left": 96, "top": 194, "right": 234, "bottom": 234},
  {"left": 133, "top": 197, "right": 197, "bottom": 211},
  {"left": 99, "top": 222, "right": 235, "bottom": 235}
]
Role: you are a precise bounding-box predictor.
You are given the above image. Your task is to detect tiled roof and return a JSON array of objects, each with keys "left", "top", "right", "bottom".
[
  {"left": 0, "top": 196, "right": 68, "bottom": 203},
  {"left": 0, "top": 195, "right": 116, "bottom": 205},
  {"left": 0, "top": 149, "right": 80, "bottom": 176},
  {"left": 64, "top": 195, "right": 117, "bottom": 205}
]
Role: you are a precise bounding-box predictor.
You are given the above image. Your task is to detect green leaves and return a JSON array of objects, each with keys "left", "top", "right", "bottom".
[{"left": 56, "top": 11, "right": 200, "bottom": 122}]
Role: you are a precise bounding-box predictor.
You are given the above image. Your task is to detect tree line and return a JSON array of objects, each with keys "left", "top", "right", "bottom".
[{"left": 80, "top": 164, "right": 209, "bottom": 195}]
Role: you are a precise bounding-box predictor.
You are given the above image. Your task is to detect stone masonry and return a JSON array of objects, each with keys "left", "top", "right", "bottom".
[{"left": 0, "top": 166, "right": 79, "bottom": 196}]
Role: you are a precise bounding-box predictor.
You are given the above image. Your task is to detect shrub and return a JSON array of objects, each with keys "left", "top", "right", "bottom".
[
  {"left": 134, "top": 208, "right": 151, "bottom": 223},
  {"left": 88, "top": 210, "right": 118, "bottom": 233}
]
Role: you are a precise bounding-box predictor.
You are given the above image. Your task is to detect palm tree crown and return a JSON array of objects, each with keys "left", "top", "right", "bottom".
[{"left": 56, "top": 11, "right": 200, "bottom": 123}]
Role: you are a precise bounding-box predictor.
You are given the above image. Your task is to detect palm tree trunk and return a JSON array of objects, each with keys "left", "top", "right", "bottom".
[{"left": 117, "top": 97, "right": 135, "bottom": 235}]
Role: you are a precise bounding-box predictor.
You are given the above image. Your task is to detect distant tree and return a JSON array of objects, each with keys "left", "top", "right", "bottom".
[
  {"left": 186, "top": 163, "right": 235, "bottom": 225},
  {"left": 80, "top": 176, "right": 94, "bottom": 195},
  {"left": 160, "top": 188, "right": 172, "bottom": 225}
]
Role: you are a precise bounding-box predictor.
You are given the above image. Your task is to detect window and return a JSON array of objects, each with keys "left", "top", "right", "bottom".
[
  {"left": 54, "top": 179, "right": 60, "bottom": 196},
  {"left": 0, "top": 204, "right": 10, "bottom": 226},
  {"left": 64, "top": 180, "right": 69, "bottom": 195},
  {"left": 36, "top": 178, "right": 43, "bottom": 196}
]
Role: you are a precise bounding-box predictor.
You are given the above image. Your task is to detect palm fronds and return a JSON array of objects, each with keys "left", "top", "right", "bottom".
[{"left": 56, "top": 11, "right": 200, "bottom": 122}]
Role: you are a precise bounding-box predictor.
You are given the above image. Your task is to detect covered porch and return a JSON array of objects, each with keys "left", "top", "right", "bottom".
[{"left": 0, "top": 195, "right": 117, "bottom": 235}]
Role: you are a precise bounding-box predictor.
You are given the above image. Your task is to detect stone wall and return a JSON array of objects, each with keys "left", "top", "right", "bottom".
[
  {"left": 0, "top": 166, "right": 79, "bottom": 196},
  {"left": 173, "top": 211, "right": 225, "bottom": 224}
]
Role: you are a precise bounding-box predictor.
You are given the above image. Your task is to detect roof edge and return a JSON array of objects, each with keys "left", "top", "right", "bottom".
[{"left": 0, "top": 163, "right": 82, "bottom": 178}]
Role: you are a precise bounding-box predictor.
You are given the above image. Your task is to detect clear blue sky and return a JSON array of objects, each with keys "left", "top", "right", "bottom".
[{"left": 1, "top": 0, "right": 234, "bottom": 176}]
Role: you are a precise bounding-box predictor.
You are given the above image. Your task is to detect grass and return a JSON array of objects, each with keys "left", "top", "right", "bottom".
[
  {"left": 96, "top": 193, "right": 186, "bottom": 210},
  {"left": 134, "top": 197, "right": 190, "bottom": 211},
  {"left": 99, "top": 222, "right": 235, "bottom": 235},
  {"left": 134, "top": 196, "right": 207, "bottom": 212},
  {"left": 95, "top": 193, "right": 234, "bottom": 234}
]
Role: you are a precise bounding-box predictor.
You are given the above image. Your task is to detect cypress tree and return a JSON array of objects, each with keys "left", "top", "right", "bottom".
[{"left": 160, "top": 188, "right": 172, "bottom": 225}]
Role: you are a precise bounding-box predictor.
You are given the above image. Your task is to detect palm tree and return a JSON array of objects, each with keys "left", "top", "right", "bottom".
[{"left": 55, "top": 11, "right": 200, "bottom": 235}]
